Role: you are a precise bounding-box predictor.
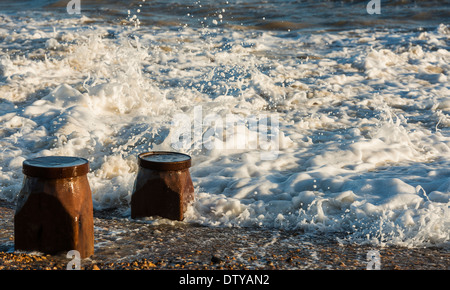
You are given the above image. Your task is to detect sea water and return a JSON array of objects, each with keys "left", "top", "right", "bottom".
[{"left": 0, "top": 0, "right": 449, "bottom": 248}]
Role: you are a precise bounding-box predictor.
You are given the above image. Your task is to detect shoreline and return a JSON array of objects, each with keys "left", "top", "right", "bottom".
[{"left": 0, "top": 201, "right": 448, "bottom": 270}]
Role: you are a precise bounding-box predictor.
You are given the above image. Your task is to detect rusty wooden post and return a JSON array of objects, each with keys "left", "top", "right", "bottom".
[
  {"left": 14, "top": 156, "right": 94, "bottom": 258},
  {"left": 131, "top": 152, "right": 195, "bottom": 221}
]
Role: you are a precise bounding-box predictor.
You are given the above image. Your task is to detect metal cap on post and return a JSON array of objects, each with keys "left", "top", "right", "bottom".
[
  {"left": 22, "top": 156, "right": 90, "bottom": 179},
  {"left": 138, "top": 151, "right": 192, "bottom": 171}
]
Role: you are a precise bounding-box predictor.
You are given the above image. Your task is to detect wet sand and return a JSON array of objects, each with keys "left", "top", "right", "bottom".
[{"left": 0, "top": 200, "right": 448, "bottom": 271}]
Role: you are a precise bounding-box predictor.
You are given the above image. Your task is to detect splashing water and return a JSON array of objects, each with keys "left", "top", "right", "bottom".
[{"left": 0, "top": 0, "right": 449, "bottom": 248}]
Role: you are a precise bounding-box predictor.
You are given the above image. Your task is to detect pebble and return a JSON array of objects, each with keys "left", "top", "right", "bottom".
[{"left": 0, "top": 204, "right": 448, "bottom": 270}]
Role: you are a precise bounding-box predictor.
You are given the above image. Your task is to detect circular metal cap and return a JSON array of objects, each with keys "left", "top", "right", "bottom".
[
  {"left": 22, "top": 156, "right": 89, "bottom": 179},
  {"left": 138, "top": 151, "right": 192, "bottom": 171}
]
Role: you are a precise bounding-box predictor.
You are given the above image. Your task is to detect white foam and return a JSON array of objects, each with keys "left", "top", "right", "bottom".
[{"left": 0, "top": 12, "right": 449, "bottom": 248}]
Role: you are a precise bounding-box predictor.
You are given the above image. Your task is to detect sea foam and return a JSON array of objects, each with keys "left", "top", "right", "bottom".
[{"left": 0, "top": 9, "right": 449, "bottom": 248}]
